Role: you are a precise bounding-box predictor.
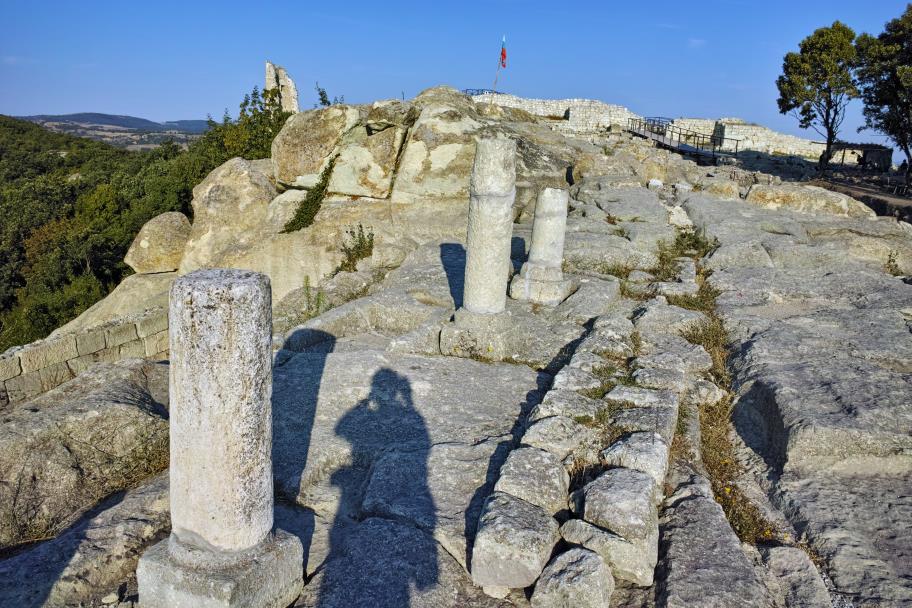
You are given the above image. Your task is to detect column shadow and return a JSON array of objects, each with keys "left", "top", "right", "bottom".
[
  {"left": 272, "top": 330, "right": 336, "bottom": 579},
  {"left": 439, "top": 243, "right": 465, "bottom": 309}
]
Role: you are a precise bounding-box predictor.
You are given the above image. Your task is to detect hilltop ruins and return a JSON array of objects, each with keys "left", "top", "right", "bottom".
[{"left": 0, "top": 83, "right": 910, "bottom": 607}]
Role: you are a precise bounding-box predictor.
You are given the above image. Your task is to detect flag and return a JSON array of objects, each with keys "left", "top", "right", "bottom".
[{"left": 500, "top": 36, "right": 507, "bottom": 68}]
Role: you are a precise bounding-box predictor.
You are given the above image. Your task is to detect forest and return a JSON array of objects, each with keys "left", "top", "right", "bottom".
[{"left": 0, "top": 88, "right": 290, "bottom": 351}]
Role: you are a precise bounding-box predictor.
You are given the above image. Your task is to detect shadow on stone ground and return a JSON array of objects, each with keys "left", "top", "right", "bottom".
[{"left": 317, "top": 368, "right": 439, "bottom": 607}]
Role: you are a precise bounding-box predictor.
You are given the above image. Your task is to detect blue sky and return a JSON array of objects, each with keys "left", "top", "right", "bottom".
[{"left": 0, "top": 0, "right": 907, "bottom": 149}]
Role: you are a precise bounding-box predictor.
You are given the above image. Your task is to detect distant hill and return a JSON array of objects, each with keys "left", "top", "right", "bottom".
[
  {"left": 19, "top": 113, "right": 210, "bottom": 133},
  {"left": 16, "top": 113, "right": 210, "bottom": 149}
]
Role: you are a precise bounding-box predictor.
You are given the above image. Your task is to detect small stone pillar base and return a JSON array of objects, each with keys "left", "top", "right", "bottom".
[
  {"left": 137, "top": 530, "right": 303, "bottom": 608},
  {"left": 508, "top": 262, "right": 574, "bottom": 306},
  {"left": 439, "top": 308, "right": 511, "bottom": 360}
]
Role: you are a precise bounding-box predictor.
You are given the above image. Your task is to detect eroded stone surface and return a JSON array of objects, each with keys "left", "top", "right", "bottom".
[{"left": 471, "top": 491, "right": 560, "bottom": 589}]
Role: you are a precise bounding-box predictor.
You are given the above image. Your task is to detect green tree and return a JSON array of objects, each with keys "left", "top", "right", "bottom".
[
  {"left": 856, "top": 4, "right": 912, "bottom": 183},
  {"left": 776, "top": 21, "right": 859, "bottom": 170}
]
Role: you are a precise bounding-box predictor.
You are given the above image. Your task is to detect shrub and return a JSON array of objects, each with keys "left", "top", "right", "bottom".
[
  {"left": 334, "top": 224, "right": 375, "bottom": 274},
  {"left": 282, "top": 156, "right": 336, "bottom": 233}
]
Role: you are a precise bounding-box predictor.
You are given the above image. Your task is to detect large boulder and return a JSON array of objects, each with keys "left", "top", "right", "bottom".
[
  {"left": 272, "top": 105, "right": 361, "bottom": 187},
  {"left": 178, "top": 157, "right": 277, "bottom": 274},
  {"left": 327, "top": 124, "right": 406, "bottom": 198},
  {"left": 391, "top": 86, "right": 483, "bottom": 203},
  {"left": 123, "top": 211, "right": 191, "bottom": 273},
  {"left": 745, "top": 183, "right": 875, "bottom": 218},
  {"left": 0, "top": 359, "right": 169, "bottom": 549}
]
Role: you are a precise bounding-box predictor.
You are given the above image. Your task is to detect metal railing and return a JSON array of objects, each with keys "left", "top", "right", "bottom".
[{"left": 627, "top": 117, "right": 740, "bottom": 158}]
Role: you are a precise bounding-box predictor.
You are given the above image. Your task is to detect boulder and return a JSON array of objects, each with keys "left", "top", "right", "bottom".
[
  {"left": 391, "top": 86, "right": 483, "bottom": 203},
  {"left": 530, "top": 548, "right": 614, "bottom": 608},
  {"left": 123, "top": 212, "right": 191, "bottom": 273},
  {"left": 178, "top": 157, "right": 277, "bottom": 273},
  {"left": 0, "top": 359, "right": 169, "bottom": 549},
  {"left": 745, "top": 183, "right": 875, "bottom": 218},
  {"left": 328, "top": 125, "right": 405, "bottom": 198},
  {"left": 271, "top": 105, "right": 360, "bottom": 187}
]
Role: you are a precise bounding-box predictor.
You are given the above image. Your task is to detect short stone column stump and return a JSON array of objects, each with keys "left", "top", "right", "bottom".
[
  {"left": 509, "top": 187, "right": 574, "bottom": 306},
  {"left": 137, "top": 269, "right": 303, "bottom": 608}
]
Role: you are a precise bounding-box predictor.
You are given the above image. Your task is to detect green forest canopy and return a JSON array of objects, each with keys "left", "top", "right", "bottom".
[{"left": 0, "top": 87, "right": 289, "bottom": 351}]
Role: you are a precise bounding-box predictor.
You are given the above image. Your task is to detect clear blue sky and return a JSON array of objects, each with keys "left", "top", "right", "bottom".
[{"left": 0, "top": 0, "right": 907, "bottom": 150}]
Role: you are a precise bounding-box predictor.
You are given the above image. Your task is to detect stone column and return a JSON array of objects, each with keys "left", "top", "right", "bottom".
[
  {"left": 509, "top": 187, "right": 574, "bottom": 305},
  {"left": 137, "top": 269, "right": 303, "bottom": 608},
  {"left": 462, "top": 136, "right": 517, "bottom": 315}
]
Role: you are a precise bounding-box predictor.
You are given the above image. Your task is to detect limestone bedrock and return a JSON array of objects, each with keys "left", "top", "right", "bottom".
[
  {"left": 167, "top": 269, "right": 275, "bottom": 555},
  {"left": 510, "top": 187, "right": 573, "bottom": 305},
  {"left": 462, "top": 137, "right": 516, "bottom": 315}
]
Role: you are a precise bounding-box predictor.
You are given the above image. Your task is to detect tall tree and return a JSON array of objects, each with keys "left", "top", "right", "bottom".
[
  {"left": 856, "top": 4, "right": 912, "bottom": 183},
  {"left": 776, "top": 21, "right": 859, "bottom": 171}
]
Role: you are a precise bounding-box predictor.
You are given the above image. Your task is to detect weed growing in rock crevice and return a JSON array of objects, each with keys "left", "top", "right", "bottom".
[
  {"left": 651, "top": 227, "right": 719, "bottom": 281},
  {"left": 334, "top": 224, "right": 375, "bottom": 275},
  {"left": 665, "top": 271, "right": 722, "bottom": 313},
  {"left": 885, "top": 250, "right": 902, "bottom": 276},
  {"left": 283, "top": 155, "right": 336, "bottom": 233},
  {"left": 680, "top": 308, "right": 777, "bottom": 544}
]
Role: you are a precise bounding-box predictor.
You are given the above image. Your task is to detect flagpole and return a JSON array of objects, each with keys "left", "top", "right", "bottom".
[
  {"left": 490, "top": 35, "right": 505, "bottom": 110},
  {"left": 490, "top": 59, "right": 501, "bottom": 109}
]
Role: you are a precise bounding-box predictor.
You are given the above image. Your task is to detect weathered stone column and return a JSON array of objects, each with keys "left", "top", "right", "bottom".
[
  {"left": 462, "top": 136, "right": 517, "bottom": 315},
  {"left": 509, "top": 187, "right": 573, "bottom": 305},
  {"left": 440, "top": 137, "right": 517, "bottom": 358},
  {"left": 137, "top": 269, "right": 303, "bottom": 608}
]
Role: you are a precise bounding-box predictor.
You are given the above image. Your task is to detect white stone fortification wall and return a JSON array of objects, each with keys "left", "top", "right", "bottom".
[
  {"left": 674, "top": 117, "right": 866, "bottom": 164},
  {"left": 471, "top": 93, "right": 640, "bottom": 133},
  {"left": 0, "top": 308, "right": 169, "bottom": 404}
]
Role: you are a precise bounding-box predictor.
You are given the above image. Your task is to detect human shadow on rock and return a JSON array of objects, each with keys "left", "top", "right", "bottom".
[{"left": 316, "top": 368, "right": 438, "bottom": 607}]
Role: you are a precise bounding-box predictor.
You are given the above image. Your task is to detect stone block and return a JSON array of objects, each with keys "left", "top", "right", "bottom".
[
  {"left": 17, "top": 336, "right": 78, "bottom": 373},
  {"left": 6, "top": 369, "right": 45, "bottom": 402},
  {"left": 144, "top": 331, "right": 169, "bottom": 357},
  {"left": 0, "top": 355, "right": 20, "bottom": 382},
  {"left": 561, "top": 518, "right": 658, "bottom": 587},
  {"left": 530, "top": 548, "right": 614, "bottom": 608},
  {"left": 136, "top": 312, "right": 168, "bottom": 338},
  {"left": 522, "top": 415, "right": 599, "bottom": 461},
  {"left": 4, "top": 362, "right": 74, "bottom": 402},
  {"left": 494, "top": 447, "right": 569, "bottom": 516},
  {"left": 471, "top": 491, "right": 560, "bottom": 590},
  {"left": 106, "top": 323, "right": 139, "bottom": 348},
  {"left": 136, "top": 530, "right": 303, "bottom": 608},
  {"left": 600, "top": 432, "right": 670, "bottom": 493},
  {"left": 571, "top": 468, "right": 657, "bottom": 541},
  {"left": 76, "top": 329, "right": 107, "bottom": 356},
  {"left": 119, "top": 339, "right": 146, "bottom": 359}
]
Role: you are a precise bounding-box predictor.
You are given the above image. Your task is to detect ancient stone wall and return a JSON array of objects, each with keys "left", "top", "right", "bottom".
[
  {"left": 672, "top": 117, "right": 871, "bottom": 164},
  {"left": 0, "top": 308, "right": 168, "bottom": 405},
  {"left": 471, "top": 93, "right": 640, "bottom": 133}
]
